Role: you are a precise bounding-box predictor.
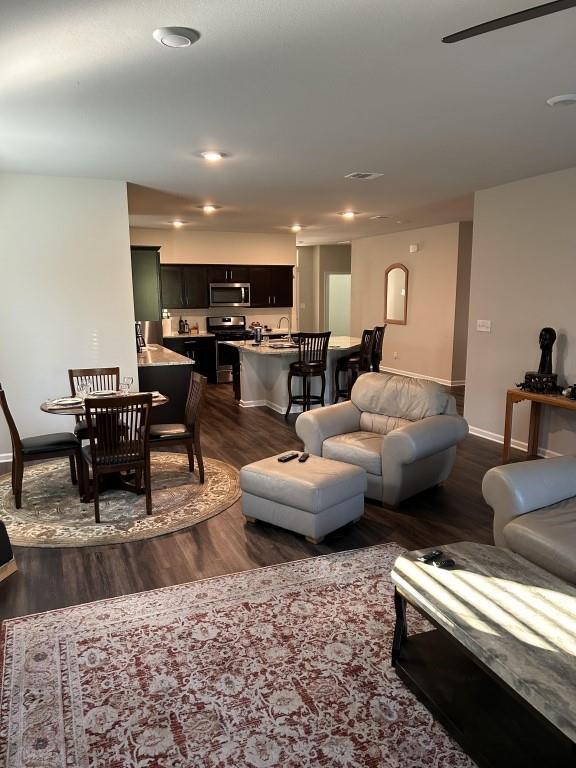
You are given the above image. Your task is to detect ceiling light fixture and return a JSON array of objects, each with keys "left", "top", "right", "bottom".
[
  {"left": 199, "top": 150, "right": 227, "bottom": 162},
  {"left": 291, "top": 224, "right": 302, "bottom": 233},
  {"left": 546, "top": 94, "right": 576, "bottom": 107},
  {"left": 200, "top": 204, "right": 220, "bottom": 214},
  {"left": 153, "top": 27, "right": 201, "bottom": 48},
  {"left": 340, "top": 210, "right": 356, "bottom": 220},
  {"left": 172, "top": 220, "right": 184, "bottom": 228}
]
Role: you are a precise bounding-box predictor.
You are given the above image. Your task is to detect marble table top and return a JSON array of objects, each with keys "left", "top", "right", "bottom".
[{"left": 392, "top": 541, "right": 576, "bottom": 743}]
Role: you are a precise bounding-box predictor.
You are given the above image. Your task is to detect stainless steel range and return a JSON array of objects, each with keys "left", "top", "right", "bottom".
[{"left": 206, "top": 315, "right": 249, "bottom": 383}]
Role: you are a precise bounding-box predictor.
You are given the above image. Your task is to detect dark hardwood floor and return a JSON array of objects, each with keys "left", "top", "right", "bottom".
[{"left": 0, "top": 384, "right": 516, "bottom": 622}]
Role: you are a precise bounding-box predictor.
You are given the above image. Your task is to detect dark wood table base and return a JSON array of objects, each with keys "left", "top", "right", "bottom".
[{"left": 392, "top": 589, "right": 575, "bottom": 768}]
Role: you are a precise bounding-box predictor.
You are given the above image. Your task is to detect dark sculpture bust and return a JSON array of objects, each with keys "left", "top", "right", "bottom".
[
  {"left": 519, "top": 327, "right": 559, "bottom": 393},
  {"left": 538, "top": 327, "right": 556, "bottom": 375}
]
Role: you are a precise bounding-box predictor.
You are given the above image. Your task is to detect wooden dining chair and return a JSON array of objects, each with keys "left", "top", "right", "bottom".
[
  {"left": 148, "top": 372, "right": 207, "bottom": 483},
  {"left": 0, "top": 383, "right": 82, "bottom": 509},
  {"left": 285, "top": 332, "right": 331, "bottom": 418},
  {"left": 68, "top": 367, "right": 120, "bottom": 440},
  {"left": 82, "top": 393, "right": 153, "bottom": 523}
]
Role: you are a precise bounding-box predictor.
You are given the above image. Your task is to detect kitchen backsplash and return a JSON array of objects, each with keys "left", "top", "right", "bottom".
[{"left": 164, "top": 306, "right": 298, "bottom": 333}]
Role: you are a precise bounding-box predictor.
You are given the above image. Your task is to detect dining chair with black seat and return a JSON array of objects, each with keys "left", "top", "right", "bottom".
[
  {"left": 148, "top": 372, "right": 207, "bottom": 483},
  {"left": 333, "top": 328, "right": 374, "bottom": 403},
  {"left": 68, "top": 367, "right": 120, "bottom": 441},
  {"left": 82, "top": 392, "right": 153, "bottom": 523},
  {"left": 285, "top": 331, "right": 331, "bottom": 418},
  {"left": 0, "top": 383, "right": 82, "bottom": 509}
]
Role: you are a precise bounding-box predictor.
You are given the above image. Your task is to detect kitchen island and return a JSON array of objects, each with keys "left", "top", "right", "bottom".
[
  {"left": 137, "top": 344, "right": 194, "bottom": 424},
  {"left": 223, "top": 336, "right": 361, "bottom": 414}
]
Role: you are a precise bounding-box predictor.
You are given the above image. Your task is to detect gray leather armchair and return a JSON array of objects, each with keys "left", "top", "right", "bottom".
[
  {"left": 483, "top": 457, "right": 576, "bottom": 585},
  {"left": 295, "top": 372, "right": 468, "bottom": 506}
]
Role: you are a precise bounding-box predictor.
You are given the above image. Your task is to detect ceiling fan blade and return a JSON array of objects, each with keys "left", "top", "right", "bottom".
[{"left": 442, "top": 0, "right": 576, "bottom": 43}]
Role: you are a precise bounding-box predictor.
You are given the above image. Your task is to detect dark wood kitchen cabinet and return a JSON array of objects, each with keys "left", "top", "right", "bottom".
[
  {"left": 131, "top": 246, "right": 162, "bottom": 321},
  {"left": 207, "top": 265, "right": 250, "bottom": 283},
  {"left": 249, "top": 265, "right": 293, "bottom": 307},
  {"left": 160, "top": 265, "right": 208, "bottom": 309},
  {"left": 162, "top": 336, "right": 217, "bottom": 383}
]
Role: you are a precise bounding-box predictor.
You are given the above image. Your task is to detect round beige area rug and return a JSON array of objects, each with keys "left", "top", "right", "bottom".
[{"left": 0, "top": 454, "right": 240, "bottom": 547}]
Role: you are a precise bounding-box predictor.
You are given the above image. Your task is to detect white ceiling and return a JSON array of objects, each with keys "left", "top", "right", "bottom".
[{"left": 1, "top": 1, "right": 576, "bottom": 244}]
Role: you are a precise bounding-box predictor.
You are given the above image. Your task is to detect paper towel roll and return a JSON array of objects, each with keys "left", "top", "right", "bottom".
[{"left": 162, "top": 318, "right": 172, "bottom": 336}]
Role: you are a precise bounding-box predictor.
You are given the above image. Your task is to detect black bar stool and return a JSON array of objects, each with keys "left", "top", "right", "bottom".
[
  {"left": 285, "top": 332, "right": 331, "bottom": 418},
  {"left": 333, "top": 325, "right": 386, "bottom": 402}
]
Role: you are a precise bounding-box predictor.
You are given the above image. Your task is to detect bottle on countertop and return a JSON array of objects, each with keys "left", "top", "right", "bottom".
[
  {"left": 192, "top": 322, "right": 199, "bottom": 335},
  {"left": 184, "top": 319, "right": 190, "bottom": 333},
  {"left": 178, "top": 316, "right": 185, "bottom": 335}
]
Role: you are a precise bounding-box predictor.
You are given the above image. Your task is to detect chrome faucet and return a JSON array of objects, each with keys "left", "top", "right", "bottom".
[{"left": 277, "top": 315, "right": 292, "bottom": 342}]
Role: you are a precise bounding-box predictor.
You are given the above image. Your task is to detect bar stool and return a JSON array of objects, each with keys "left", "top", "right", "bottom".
[
  {"left": 285, "top": 332, "right": 331, "bottom": 418},
  {"left": 333, "top": 329, "right": 374, "bottom": 403},
  {"left": 370, "top": 325, "right": 386, "bottom": 371}
]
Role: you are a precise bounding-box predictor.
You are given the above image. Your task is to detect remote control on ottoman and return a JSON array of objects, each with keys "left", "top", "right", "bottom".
[{"left": 0, "top": 520, "right": 17, "bottom": 583}]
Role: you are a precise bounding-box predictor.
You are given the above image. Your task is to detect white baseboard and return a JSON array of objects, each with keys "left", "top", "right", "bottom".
[
  {"left": 0, "top": 452, "right": 11, "bottom": 464},
  {"left": 239, "top": 399, "right": 288, "bottom": 415},
  {"left": 468, "top": 425, "right": 563, "bottom": 459},
  {"left": 379, "top": 366, "right": 465, "bottom": 388}
]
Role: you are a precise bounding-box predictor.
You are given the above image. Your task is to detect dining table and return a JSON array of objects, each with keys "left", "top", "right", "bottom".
[{"left": 40, "top": 390, "right": 170, "bottom": 498}]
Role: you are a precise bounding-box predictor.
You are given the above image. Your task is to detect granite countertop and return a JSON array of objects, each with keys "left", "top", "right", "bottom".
[
  {"left": 163, "top": 332, "right": 215, "bottom": 339},
  {"left": 392, "top": 541, "right": 576, "bottom": 743},
  {"left": 137, "top": 345, "right": 195, "bottom": 367},
  {"left": 223, "top": 336, "right": 361, "bottom": 356}
]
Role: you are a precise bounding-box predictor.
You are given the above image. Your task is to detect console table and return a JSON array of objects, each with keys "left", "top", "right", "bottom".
[
  {"left": 502, "top": 388, "right": 576, "bottom": 463},
  {"left": 391, "top": 542, "right": 576, "bottom": 768}
]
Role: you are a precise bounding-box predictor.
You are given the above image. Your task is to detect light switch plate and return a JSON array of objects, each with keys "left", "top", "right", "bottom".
[{"left": 477, "top": 319, "right": 492, "bottom": 333}]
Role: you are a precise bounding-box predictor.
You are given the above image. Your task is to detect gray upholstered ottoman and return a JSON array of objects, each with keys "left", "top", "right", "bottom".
[{"left": 240, "top": 453, "right": 367, "bottom": 544}]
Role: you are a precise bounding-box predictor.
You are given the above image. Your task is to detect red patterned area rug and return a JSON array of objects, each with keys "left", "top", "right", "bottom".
[{"left": 0, "top": 544, "right": 475, "bottom": 768}]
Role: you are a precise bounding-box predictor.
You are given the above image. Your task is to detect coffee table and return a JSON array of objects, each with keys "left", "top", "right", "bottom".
[{"left": 391, "top": 542, "right": 576, "bottom": 768}]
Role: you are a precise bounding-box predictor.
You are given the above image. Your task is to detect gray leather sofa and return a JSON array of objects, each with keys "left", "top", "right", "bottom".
[
  {"left": 483, "top": 457, "right": 576, "bottom": 585},
  {"left": 295, "top": 372, "right": 469, "bottom": 506}
]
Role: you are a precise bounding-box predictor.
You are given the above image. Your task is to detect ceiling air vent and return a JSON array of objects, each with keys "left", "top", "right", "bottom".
[{"left": 344, "top": 172, "right": 384, "bottom": 180}]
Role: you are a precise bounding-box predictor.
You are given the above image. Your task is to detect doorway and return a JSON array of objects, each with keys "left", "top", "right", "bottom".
[{"left": 325, "top": 273, "right": 351, "bottom": 335}]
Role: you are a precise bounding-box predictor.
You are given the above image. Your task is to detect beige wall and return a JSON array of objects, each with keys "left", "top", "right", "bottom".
[
  {"left": 297, "top": 246, "right": 315, "bottom": 331},
  {"left": 465, "top": 166, "right": 576, "bottom": 456},
  {"left": 0, "top": 175, "right": 137, "bottom": 460},
  {"left": 351, "top": 223, "right": 470, "bottom": 385},
  {"left": 130, "top": 228, "right": 295, "bottom": 265}
]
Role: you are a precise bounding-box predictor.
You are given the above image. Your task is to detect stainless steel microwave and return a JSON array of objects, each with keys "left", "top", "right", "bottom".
[{"left": 209, "top": 283, "right": 251, "bottom": 307}]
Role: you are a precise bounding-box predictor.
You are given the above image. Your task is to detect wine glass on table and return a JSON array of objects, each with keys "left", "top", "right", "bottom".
[{"left": 119, "top": 376, "right": 133, "bottom": 395}]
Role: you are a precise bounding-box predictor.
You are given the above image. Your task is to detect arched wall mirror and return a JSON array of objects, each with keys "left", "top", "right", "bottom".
[{"left": 384, "top": 263, "right": 408, "bottom": 325}]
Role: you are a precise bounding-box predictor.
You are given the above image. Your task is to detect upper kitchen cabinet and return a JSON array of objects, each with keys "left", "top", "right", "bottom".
[
  {"left": 207, "top": 265, "right": 250, "bottom": 283},
  {"left": 160, "top": 265, "right": 208, "bottom": 309},
  {"left": 131, "top": 246, "right": 162, "bottom": 321},
  {"left": 183, "top": 265, "right": 208, "bottom": 308},
  {"left": 270, "top": 265, "right": 293, "bottom": 307},
  {"left": 249, "top": 265, "right": 293, "bottom": 307},
  {"left": 160, "top": 265, "right": 185, "bottom": 309}
]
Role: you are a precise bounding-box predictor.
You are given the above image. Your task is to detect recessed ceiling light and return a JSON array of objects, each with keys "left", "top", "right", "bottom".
[
  {"left": 337, "top": 241, "right": 351, "bottom": 245},
  {"left": 546, "top": 94, "right": 576, "bottom": 107},
  {"left": 199, "top": 204, "right": 221, "bottom": 214},
  {"left": 340, "top": 210, "right": 357, "bottom": 220},
  {"left": 153, "top": 27, "right": 201, "bottom": 48},
  {"left": 291, "top": 224, "right": 302, "bottom": 233},
  {"left": 172, "top": 220, "right": 184, "bottom": 228},
  {"left": 199, "top": 150, "right": 227, "bottom": 162},
  {"left": 369, "top": 215, "right": 389, "bottom": 220}
]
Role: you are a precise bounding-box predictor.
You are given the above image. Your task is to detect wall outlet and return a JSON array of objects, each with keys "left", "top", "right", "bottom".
[
  {"left": 393, "top": 351, "right": 399, "bottom": 359},
  {"left": 409, "top": 243, "right": 419, "bottom": 254},
  {"left": 477, "top": 319, "right": 492, "bottom": 333}
]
